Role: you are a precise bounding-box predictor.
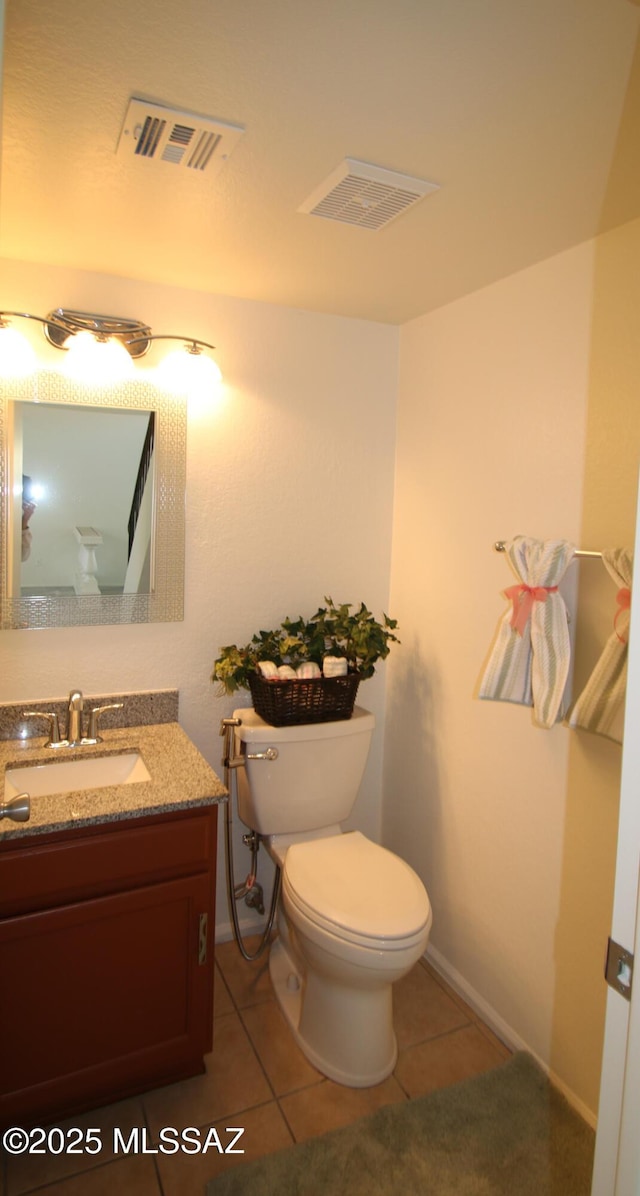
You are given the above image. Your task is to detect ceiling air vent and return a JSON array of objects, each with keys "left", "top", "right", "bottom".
[
  {"left": 117, "top": 98, "right": 244, "bottom": 177},
  {"left": 298, "top": 158, "right": 439, "bottom": 231}
]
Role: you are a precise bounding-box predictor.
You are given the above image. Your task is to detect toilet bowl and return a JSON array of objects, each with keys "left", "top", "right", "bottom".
[
  {"left": 233, "top": 707, "right": 432, "bottom": 1086},
  {"left": 272, "top": 830, "right": 432, "bottom": 1085}
]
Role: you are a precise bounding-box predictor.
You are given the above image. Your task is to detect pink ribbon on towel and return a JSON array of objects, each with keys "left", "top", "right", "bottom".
[
  {"left": 615, "top": 587, "right": 631, "bottom": 643},
  {"left": 504, "top": 584, "right": 559, "bottom": 637}
]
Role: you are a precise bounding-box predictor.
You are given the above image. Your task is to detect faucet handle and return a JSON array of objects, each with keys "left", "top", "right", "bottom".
[
  {"left": 22, "top": 711, "right": 66, "bottom": 748},
  {"left": 86, "top": 702, "right": 124, "bottom": 743}
]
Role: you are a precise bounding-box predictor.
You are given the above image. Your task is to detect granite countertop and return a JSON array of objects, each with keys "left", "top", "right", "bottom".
[{"left": 0, "top": 722, "right": 227, "bottom": 841}]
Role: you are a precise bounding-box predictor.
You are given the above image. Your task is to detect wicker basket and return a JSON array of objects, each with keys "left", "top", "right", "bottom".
[{"left": 248, "top": 670, "right": 361, "bottom": 726}]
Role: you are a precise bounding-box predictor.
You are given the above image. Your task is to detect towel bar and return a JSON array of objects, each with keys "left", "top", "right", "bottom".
[{"left": 493, "top": 541, "right": 602, "bottom": 559}]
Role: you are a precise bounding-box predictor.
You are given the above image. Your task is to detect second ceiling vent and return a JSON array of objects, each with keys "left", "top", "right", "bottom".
[
  {"left": 117, "top": 98, "right": 244, "bottom": 176},
  {"left": 298, "top": 158, "right": 440, "bottom": 231}
]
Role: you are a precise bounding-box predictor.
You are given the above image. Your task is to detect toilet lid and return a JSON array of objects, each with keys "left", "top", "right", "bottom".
[{"left": 283, "top": 831, "right": 430, "bottom": 943}]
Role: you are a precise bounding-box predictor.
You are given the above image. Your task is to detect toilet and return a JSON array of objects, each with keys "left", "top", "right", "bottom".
[{"left": 233, "top": 705, "right": 432, "bottom": 1087}]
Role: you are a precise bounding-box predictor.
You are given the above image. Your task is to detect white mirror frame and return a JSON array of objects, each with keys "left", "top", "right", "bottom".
[{"left": 0, "top": 370, "right": 186, "bottom": 629}]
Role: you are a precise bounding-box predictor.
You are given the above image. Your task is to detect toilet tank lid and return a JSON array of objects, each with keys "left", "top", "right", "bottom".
[
  {"left": 284, "top": 831, "right": 430, "bottom": 941},
  {"left": 232, "top": 705, "right": 375, "bottom": 743}
]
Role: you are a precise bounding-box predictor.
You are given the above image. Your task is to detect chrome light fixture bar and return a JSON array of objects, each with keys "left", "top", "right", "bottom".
[
  {"left": 126, "top": 332, "right": 217, "bottom": 354},
  {"left": 0, "top": 308, "right": 219, "bottom": 361},
  {"left": 0, "top": 310, "right": 49, "bottom": 328},
  {"left": 43, "top": 309, "right": 152, "bottom": 358},
  {"left": 127, "top": 333, "right": 223, "bottom": 390},
  {"left": 0, "top": 308, "right": 223, "bottom": 393}
]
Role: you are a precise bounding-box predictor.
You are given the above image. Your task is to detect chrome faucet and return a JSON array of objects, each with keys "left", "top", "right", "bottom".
[
  {"left": 66, "top": 690, "right": 85, "bottom": 747},
  {"left": 22, "top": 709, "right": 67, "bottom": 747},
  {"left": 65, "top": 690, "right": 124, "bottom": 745},
  {"left": 21, "top": 690, "right": 124, "bottom": 748},
  {"left": 83, "top": 701, "right": 124, "bottom": 744}
]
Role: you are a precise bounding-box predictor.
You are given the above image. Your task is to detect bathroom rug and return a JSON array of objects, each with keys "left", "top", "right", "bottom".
[{"left": 204, "top": 1051, "right": 594, "bottom": 1195}]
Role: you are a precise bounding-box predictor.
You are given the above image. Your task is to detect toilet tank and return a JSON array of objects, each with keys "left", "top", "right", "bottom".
[{"left": 232, "top": 706, "right": 375, "bottom": 835}]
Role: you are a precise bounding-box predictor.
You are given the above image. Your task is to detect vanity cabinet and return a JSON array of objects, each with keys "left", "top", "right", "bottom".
[{"left": 0, "top": 804, "right": 218, "bottom": 1129}]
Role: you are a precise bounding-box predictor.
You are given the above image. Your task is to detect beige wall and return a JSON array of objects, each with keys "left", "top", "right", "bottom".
[
  {"left": 0, "top": 256, "right": 399, "bottom": 932},
  {"left": 384, "top": 240, "right": 596, "bottom": 1114},
  {"left": 385, "top": 217, "right": 640, "bottom": 1118},
  {"left": 551, "top": 215, "right": 640, "bottom": 1115},
  {"left": 2, "top": 221, "right": 638, "bottom": 1119}
]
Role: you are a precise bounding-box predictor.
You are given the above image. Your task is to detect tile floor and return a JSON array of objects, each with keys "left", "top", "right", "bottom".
[{"left": 2, "top": 940, "right": 511, "bottom": 1196}]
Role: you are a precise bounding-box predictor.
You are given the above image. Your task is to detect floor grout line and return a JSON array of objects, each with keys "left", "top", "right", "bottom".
[
  {"left": 235, "top": 1005, "right": 280, "bottom": 1105},
  {"left": 276, "top": 1096, "right": 301, "bottom": 1146},
  {"left": 8, "top": 1154, "right": 146, "bottom": 1196},
  {"left": 8, "top": 951, "right": 511, "bottom": 1195},
  {"left": 143, "top": 1097, "right": 165, "bottom": 1196}
]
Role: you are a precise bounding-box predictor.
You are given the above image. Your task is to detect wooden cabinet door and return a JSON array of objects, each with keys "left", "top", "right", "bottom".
[{"left": 0, "top": 872, "right": 213, "bottom": 1127}]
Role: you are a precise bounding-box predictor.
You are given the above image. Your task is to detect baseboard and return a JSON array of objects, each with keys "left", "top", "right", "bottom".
[
  {"left": 425, "top": 944, "right": 597, "bottom": 1129},
  {"left": 215, "top": 914, "right": 267, "bottom": 945},
  {"left": 214, "top": 923, "right": 597, "bottom": 1128}
]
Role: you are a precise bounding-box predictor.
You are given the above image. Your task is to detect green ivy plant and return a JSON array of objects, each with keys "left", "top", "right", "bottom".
[{"left": 212, "top": 598, "right": 399, "bottom": 695}]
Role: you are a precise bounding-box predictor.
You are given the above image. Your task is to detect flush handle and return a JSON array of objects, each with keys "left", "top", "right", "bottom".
[{"left": 246, "top": 748, "right": 278, "bottom": 761}]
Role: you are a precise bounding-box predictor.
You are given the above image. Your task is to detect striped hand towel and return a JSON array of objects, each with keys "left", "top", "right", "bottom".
[
  {"left": 478, "top": 536, "right": 576, "bottom": 729},
  {"left": 566, "top": 548, "right": 632, "bottom": 744}
]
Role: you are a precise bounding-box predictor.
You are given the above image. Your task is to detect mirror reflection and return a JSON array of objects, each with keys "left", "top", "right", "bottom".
[
  {"left": 16, "top": 402, "right": 155, "bottom": 598},
  {"left": 1, "top": 372, "right": 186, "bottom": 630}
]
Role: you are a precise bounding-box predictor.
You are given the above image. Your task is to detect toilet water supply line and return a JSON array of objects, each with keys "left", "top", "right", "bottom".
[{"left": 219, "top": 717, "right": 281, "bottom": 961}]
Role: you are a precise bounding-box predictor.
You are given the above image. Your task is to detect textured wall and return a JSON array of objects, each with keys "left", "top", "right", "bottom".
[
  {"left": 0, "top": 256, "right": 399, "bottom": 933},
  {"left": 384, "top": 240, "right": 593, "bottom": 1113}
]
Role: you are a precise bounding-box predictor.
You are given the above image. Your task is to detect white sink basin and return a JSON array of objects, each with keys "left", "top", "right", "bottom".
[{"left": 4, "top": 752, "right": 151, "bottom": 800}]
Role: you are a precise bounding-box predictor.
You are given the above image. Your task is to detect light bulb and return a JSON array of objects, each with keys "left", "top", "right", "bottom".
[
  {"left": 63, "top": 330, "right": 134, "bottom": 385},
  {"left": 0, "top": 323, "right": 37, "bottom": 378},
  {"left": 156, "top": 344, "right": 223, "bottom": 400}
]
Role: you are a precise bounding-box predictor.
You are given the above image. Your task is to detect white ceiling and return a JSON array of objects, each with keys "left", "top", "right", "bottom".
[{"left": 1, "top": 0, "right": 639, "bottom": 325}]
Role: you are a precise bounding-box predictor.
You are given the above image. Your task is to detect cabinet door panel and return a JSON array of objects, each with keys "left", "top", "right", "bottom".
[{"left": 0, "top": 873, "right": 212, "bottom": 1118}]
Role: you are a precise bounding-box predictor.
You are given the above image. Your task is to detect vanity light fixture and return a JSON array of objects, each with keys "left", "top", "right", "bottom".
[
  {"left": 62, "top": 329, "right": 136, "bottom": 385},
  {"left": 126, "top": 333, "right": 223, "bottom": 394},
  {"left": 0, "top": 308, "right": 223, "bottom": 397},
  {"left": 0, "top": 311, "right": 42, "bottom": 378},
  {"left": 41, "top": 309, "right": 152, "bottom": 357}
]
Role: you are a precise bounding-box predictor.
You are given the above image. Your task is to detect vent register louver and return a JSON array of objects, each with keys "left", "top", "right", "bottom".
[
  {"left": 117, "top": 102, "right": 438, "bottom": 232},
  {"left": 298, "top": 159, "right": 440, "bottom": 231},
  {"left": 117, "top": 98, "right": 244, "bottom": 175}
]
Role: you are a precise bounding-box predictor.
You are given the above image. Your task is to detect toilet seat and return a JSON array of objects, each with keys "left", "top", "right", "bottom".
[{"left": 283, "top": 831, "right": 431, "bottom": 952}]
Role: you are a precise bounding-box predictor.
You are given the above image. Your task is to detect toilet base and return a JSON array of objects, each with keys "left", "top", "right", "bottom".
[{"left": 269, "top": 936, "right": 398, "bottom": 1088}]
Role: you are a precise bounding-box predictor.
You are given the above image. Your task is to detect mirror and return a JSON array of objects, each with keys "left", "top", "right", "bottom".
[
  {"left": 17, "top": 402, "right": 154, "bottom": 597},
  {"left": 0, "top": 371, "right": 186, "bottom": 629}
]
